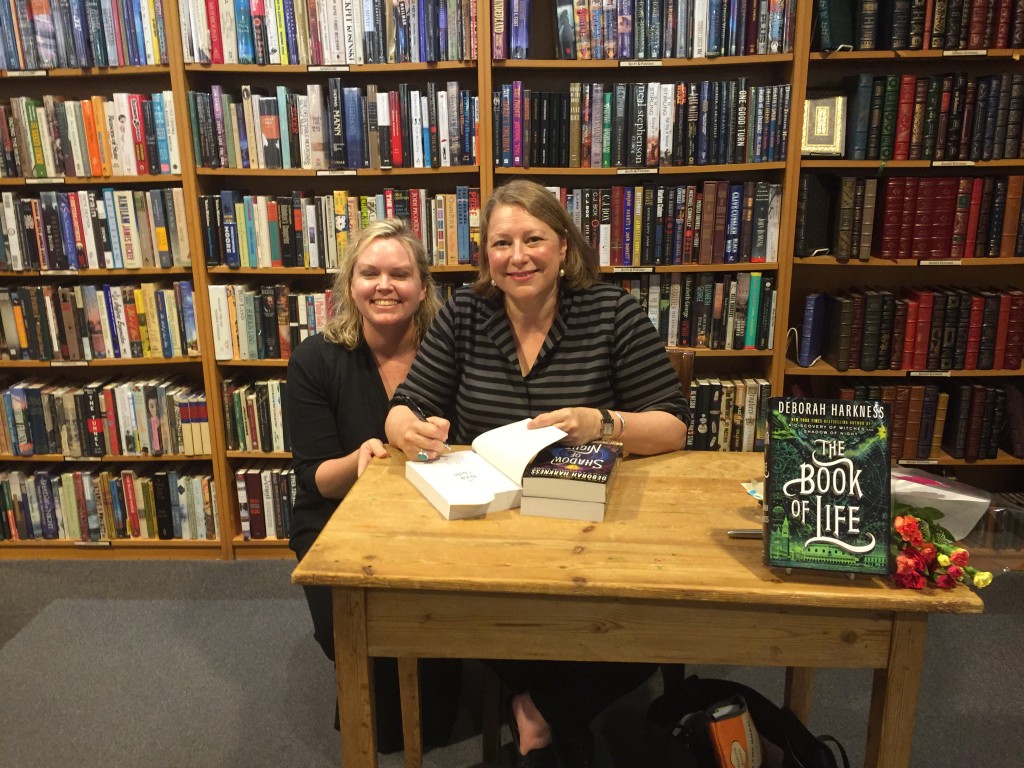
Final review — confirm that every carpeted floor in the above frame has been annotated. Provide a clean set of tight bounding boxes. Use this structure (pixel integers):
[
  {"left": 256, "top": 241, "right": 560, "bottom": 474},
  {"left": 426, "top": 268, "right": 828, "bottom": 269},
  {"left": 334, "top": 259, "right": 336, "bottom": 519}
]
[{"left": 1, "top": 560, "right": 1021, "bottom": 767}]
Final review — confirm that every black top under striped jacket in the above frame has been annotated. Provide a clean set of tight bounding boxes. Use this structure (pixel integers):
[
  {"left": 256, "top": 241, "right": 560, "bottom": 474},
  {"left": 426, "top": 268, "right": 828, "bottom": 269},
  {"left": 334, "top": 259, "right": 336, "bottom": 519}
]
[{"left": 394, "top": 282, "right": 691, "bottom": 444}]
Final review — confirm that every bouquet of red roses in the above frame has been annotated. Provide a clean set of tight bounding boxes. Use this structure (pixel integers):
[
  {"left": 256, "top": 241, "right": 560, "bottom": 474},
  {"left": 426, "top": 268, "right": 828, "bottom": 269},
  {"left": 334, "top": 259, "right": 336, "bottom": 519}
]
[{"left": 892, "top": 502, "right": 993, "bottom": 590}]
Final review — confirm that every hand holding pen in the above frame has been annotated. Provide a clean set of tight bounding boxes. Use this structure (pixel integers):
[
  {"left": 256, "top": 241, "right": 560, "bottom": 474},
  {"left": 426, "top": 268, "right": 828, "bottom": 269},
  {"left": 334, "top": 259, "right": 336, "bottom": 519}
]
[{"left": 394, "top": 396, "right": 451, "bottom": 462}]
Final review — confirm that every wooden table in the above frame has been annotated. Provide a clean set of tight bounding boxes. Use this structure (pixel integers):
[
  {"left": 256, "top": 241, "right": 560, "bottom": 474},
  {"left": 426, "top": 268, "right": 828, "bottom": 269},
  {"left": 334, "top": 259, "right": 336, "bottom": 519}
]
[{"left": 292, "top": 450, "right": 983, "bottom": 768}]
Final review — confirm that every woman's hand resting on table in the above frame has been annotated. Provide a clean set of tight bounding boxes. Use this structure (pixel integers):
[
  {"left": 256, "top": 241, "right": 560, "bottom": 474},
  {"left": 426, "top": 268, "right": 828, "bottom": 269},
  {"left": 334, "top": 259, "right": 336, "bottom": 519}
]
[
  {"left": 528, "top": 407, "right": 604, "bottom": 446},
  {"left": 357, "top": 439, "right": 389, "bottom": 476}
]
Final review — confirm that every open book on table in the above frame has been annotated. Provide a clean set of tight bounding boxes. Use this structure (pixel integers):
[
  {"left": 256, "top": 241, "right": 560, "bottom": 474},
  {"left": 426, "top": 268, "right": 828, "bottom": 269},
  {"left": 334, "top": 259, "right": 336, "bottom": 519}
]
[{"left": 404, "top": 419, "right": 566, "bottom": 520}]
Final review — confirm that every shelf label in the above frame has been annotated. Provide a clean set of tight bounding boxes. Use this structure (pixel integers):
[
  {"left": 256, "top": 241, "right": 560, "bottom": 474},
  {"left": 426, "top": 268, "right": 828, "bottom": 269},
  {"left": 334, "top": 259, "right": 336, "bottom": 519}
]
[
  {"left": 899, "top": 459, "right": 939, "bottom": 465},
  {"left": 25, "top": 177, "right": 64, "bottom": 184},
  {"left": 308, "top": 65, "right": 350, "bottom": 71},
  {"left": 6, "top": 69, "right": 47, "bottom": 77},
  {"left": 316, "top": 169, "right": 357, "bottom": 176},
  {"left": 909, "top": 370, "right": 951, "bottom": 377},
  {"left": 919, "top": 259, "right": 961, "bottom": 266},
  {"left": 611, "top": 266, "right": 654, "bottom": 273},
  {"left": 943, "top": 49, "right": 986, "bottom": 56},
  {"left": 933, "top": 160, "right": 975, "bottom": 167},
  {"left": 44, "top": 270, "right": 79, "bottom": 275},
  {"left": 617, "top": 168, "right": 657, "bottom": 175},
  {"left": 52, "top": 360, "right": 88, "bottom": 367},
  {"left": 620, "top": 60, "right": 663, "bottom": 67},
  {"left": 73, "top": 456, "right": 103, "bottom": 461},
  {"left": 74, "top": 540, "right": 113, "bottom": 547},
  {"left": 326, "top": 267, "right": 341, "bottom": 274}
]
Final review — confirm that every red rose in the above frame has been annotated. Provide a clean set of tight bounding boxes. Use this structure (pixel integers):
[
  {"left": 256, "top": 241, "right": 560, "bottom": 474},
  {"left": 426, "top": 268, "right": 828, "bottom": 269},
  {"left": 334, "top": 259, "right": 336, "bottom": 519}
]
[
  {"left": 895, "top": 516, "right": 924, "bottom": 547},
  {"left": 895, "top": 570, "right": 926, "bottom": 589},
  {"left": 935, "top": 573, "right": 957, "bottom": 589},
  {"left": 950, "top": 549, "right": 969, "bottom": 567},
  {"left": 919, "top": 542, "right": 937, "bottom": 564},
  {"left": 946, "top": 564, "right": 963, "bottom": 580}
]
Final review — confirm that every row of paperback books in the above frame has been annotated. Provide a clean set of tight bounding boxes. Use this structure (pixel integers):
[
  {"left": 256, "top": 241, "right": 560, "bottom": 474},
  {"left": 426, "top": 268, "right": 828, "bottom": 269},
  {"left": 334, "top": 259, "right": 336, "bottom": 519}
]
[
  {"left": 207, "top": 283, "right": 326, "bottom": 360},
  {"left": 796, "top": 175, "right": 1024, "bottom": 261},
  {"left": 0, "top": 0, "right": 169, "bottom": 69},
  {"left": 199, "top": 186, "right": 481, "bottom": 269},
  {"left": 619, "top": 269, "right": 776, "bottom": 349},
  {"left": 178, "top": 0, "right": 477, "bottom": 65},
  {"left": 1, "top": 378, "right": 210, "bottom": 458},
  {"left": 0, "top": 467, "right": 219, "bottom": 542},
  {"left": 0, "top": 188, "right": 191, "bottom": 272},
  {"left": 221, "top": 376, "right": 290, "bottom": 452},
  {"left": 552, "top": 180, "right": 782, "bottom": 266},
  {"left": 0, "top": 280, "right": 201, "bottom": 361},
  {"left": 495, "top": 79, "right": 790, "bottom": 168},
  {"left": 188, "top": 80, "right": 478, "bottom": 171},
  {"left": 0, "top": 93, "right": 182, "bottom": 180},
  {"left": 814, "top": 0, "right": 1024, "bottom": 51},
  {"left": 235, "top": 462, "right": 295, "bottom": 539},
  {"left": 500, "top": 0, "right": 795, "bottom": 59},
  {"left": 842, "top": 72, "right": 1024, "bottom": 164},
  {"left": 796, "top": 286, "right": 1024, "bottom": 372},
  {"left": 685, "top": 375, "right": 771, "bottom": 451}
]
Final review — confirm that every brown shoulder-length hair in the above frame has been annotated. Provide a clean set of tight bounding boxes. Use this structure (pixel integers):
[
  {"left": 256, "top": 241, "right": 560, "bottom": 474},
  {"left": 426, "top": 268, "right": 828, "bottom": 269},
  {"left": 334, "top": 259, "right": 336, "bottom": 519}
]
[
  {"left": 473, "top": 179, "right": 600, "bottom": 299},
  {"left": 322, "top": 218, "right": 441, "bottom": 350}
]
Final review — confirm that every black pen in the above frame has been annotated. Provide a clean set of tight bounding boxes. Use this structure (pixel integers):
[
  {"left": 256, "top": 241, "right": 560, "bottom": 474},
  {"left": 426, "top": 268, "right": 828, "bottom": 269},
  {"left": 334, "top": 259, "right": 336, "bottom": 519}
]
[{"left": 396, "top": 396, "right": 450, "bottom": 449}]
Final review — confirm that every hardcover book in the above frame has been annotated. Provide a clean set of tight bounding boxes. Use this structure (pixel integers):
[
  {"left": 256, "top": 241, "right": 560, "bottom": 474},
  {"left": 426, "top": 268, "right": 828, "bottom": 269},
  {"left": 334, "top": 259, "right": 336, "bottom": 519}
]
[
  {"left": 405, "top": 419, "right": 565, "bottom": 520},
  {"left": 520, "top": 441, "right": 622, "bottom": 522},
  {"left": 763, "top": 397, "right": 891, "bottom": 575}
]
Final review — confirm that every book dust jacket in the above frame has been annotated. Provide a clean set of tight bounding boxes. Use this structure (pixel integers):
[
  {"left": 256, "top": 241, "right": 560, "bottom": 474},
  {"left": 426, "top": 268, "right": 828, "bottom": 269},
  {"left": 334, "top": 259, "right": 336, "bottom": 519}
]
[{"left": 763, "top": 397, "right": 891, "bottom": 575}]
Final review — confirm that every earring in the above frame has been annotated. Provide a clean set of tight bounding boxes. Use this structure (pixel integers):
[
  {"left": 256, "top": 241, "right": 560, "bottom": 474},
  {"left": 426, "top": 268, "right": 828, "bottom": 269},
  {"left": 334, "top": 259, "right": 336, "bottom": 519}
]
[
  {"left": 559, "top": 267, "right": 565, "bottom": 277},
  {"left": 490, "top": 278, "right": 496, "bottom": 286}
]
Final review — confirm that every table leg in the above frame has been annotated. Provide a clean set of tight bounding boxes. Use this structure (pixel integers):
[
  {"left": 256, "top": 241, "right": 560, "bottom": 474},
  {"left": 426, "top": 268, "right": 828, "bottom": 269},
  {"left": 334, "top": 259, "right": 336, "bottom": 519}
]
[
  {"left": 783, "top": 667, "right": 815, "bottom": 724},
  {"left": 398, "top": 657, "right": 423, "bottom": 768},
  {"left": 333, "top": 588, "right": 378, "bottom": 768},
  {"left": 864, "top": 613, "right": 928, "bottom": 768}
]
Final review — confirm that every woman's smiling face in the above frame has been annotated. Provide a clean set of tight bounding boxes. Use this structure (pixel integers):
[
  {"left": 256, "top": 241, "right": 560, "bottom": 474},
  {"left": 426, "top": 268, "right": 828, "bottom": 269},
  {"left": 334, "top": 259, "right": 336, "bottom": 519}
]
[{"left": 485, "top": 204, "right": 566, "bottom": 310}]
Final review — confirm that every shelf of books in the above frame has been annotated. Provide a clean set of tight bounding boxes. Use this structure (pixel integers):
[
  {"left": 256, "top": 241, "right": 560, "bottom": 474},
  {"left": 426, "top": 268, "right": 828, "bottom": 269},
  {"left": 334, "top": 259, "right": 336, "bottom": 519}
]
[{"left": 786, "top": 0, "right": 1024, "bottom": 535}]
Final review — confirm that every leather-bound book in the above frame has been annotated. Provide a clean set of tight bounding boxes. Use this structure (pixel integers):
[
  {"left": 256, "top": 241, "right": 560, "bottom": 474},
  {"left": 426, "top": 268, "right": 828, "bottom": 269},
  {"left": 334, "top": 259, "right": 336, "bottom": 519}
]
[
  {"left": 978, "top": 385, "right": 999, "bottom": 460},
  {"left": 929, "top": 391, "right": 951, "bottom": 459},
  {"left": 925, "top": 288, "right": 947, "bottom": 370},
  {"left": 901, "top": 295, "right": 920, "bottom": 370},
  {"left": 938, "top": 285, "right": 960, "bottom": 370},
  {"left": 952, "top": 287, "right": 973, "bottom": 370},
  {"left": 906, "top": 287, "right": 934, "bottom": 369},
  {"left": 877, "top": 289, "right": 896, "bottom": 367},
  {"left": 891, "top": 384, "right": 912, "bottom": 461},
  {"left": 963, "top": 383, "right": 990, "bottom": 462},
  {"left": 897, "top": 177, "right": 919, "bottom": 259},
  {"left": 1001, "top": 382, "right": 1024, "bottom": 458},
  {"left": 890, "top": 297, "right": 909, "bottom": 369},
  {"left": 848, "top": 290, "right": 867, "bottom": 368},
  {"left": 901, "top": 384, "right": 927, "bottom": 461},
  {"left": 876, "top": 176, "right": 905, "bottom": 259},
  {"left": 985, "top": 386, "right": 1007, "bottom": 459},
  {"left": 930, "top": 177, "right": 959, "bottom": 259},
  {"left": 794, "top": 174, "right": 832, "bottom": 257},
  {"left": 976, "top": 289, "right": 1001, "bottom": 369},
  {"left": 949, "top": 176, "right": 974, "bottom": 259},
  {"left": 832, "top": 176, "right": 858, "bottom": 261},
  {"left": 1002, "top": 289, "right": 1024, "bottom": 371},
  {"left": 908, "top": 76, "right": 928, "bottom": 159},
  {"left": 916, "top": 383, "right": 941, "bottom": 459},
  {"left": 942, "top": 382, "right": 974, "bottom": 458},
  {"left": 964, "top": 290, "right": 985, "bottom": 369},
  {"left": 824, "top": 292, "right": 854, "bottom": 371},
  {"left": 860, "top": 288, "right": 885, "bottom": 371},
  {"left": 893, "top": 74, "right": 917, "bottom": 160},
  {"left": 910, "top": 176, "right": 936, "bottom": 259},
  {"left": 991, "top": 291, "right": 1012, "bottom": 370},
  {"left": 999, "top": 176, "right": 1024, "bottom": 258}
]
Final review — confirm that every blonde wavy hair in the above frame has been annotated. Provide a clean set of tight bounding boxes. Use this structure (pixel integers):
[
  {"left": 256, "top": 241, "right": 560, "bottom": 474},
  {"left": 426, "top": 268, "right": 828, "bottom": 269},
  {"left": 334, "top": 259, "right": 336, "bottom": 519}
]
[
  {"left": 473, "top": 179, "right": 600, "bottom": 299},
  {"left": 322, "top": 218, "right": 441, "bottom": 350}
]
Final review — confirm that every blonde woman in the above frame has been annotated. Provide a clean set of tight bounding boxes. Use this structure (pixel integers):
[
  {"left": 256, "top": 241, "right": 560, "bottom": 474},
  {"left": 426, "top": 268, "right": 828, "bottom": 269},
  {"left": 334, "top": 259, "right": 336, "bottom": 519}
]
[{"left": 287, "top": 218, "right": 460, "bottom": 752}]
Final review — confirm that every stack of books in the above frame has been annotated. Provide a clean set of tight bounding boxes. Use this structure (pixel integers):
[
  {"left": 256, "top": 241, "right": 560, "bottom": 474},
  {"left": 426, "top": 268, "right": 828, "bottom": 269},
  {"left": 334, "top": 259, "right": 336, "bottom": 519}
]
[{"left": 520, "top": 442, "right": 623, "bottom": 523}]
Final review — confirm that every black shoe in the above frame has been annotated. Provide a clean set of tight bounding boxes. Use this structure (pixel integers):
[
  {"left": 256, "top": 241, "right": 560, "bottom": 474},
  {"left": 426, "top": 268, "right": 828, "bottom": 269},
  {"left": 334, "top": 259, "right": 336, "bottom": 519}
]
[
  {"left": 508, "top": 702, "right": 561, "bottom": 768},
  {"left": 554, "top": 728, "right": 595, "bottom": 768}
]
